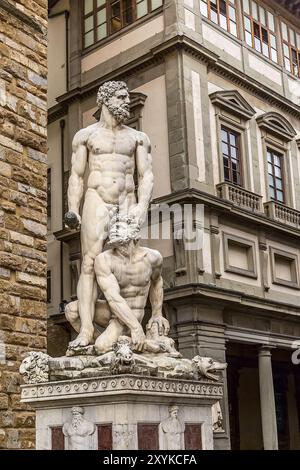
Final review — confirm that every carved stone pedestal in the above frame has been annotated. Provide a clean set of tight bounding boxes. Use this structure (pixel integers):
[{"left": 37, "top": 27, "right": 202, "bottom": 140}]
[{"left": 21, "top": 375, "right": 223, "bottom": 450}]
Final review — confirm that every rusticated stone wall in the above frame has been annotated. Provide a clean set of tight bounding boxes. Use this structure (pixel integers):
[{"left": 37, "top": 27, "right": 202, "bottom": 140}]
[{"left": 0, "top": 0, "right": 47, "bottom": 449}]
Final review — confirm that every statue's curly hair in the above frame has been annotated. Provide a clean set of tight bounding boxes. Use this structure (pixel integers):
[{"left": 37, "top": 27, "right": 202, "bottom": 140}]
[{"left": 96, "top": 81, "right": 128, "bottom": 108}]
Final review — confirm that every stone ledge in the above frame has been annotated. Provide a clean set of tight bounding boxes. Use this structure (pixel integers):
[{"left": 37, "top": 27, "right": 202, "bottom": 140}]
[{"left": 21, "top": 374, "right": 223, "bottom": 405}]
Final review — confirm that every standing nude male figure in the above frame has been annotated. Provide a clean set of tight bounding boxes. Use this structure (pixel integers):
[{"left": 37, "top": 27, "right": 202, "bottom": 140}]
[{"left": 65, "top": 81, "right": 153, "bottom": 348}]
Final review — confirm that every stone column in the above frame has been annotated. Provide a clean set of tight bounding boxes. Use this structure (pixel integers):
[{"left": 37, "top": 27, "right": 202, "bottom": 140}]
[{"left": 258, "top": 346, "right": 278, "bottom": 450}]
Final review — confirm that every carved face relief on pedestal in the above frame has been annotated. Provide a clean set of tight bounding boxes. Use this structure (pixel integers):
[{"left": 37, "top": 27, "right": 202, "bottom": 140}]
[{"left": 62, "top": 406, "right": 96, "bottom": 450}]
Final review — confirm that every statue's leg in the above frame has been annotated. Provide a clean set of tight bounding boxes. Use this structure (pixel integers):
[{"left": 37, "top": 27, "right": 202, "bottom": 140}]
[
  {"left": 65, "top": 300, "right": 81, "bottom": 334},
  {"left": 69, "top": 191, "right": 109, "bottom": 348},
  {"left": 65, "top": 300, "right": 111, "bottom": 341},
  {"left": 94, "top": 319, "right": 125, "bottom": 354}
]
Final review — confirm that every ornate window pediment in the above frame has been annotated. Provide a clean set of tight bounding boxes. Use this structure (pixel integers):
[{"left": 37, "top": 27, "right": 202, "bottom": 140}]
[
  {"left": 209, "top": 90, "right": 256, "bottom": 120},
  {"left": 256, "top": 111, "right": 296, "bottom": 141}
]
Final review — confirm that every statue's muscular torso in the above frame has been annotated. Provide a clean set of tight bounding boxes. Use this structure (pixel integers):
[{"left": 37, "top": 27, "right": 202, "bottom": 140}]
[
  {"left": 100, "top": 247, "right": 162, "bottom": 319},
  {"left": 81, "top": 123, "right": 141, "bottom": 205}
]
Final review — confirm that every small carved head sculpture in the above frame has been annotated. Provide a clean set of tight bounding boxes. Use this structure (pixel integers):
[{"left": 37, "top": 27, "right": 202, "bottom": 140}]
[
  {"left": 72, "top": 406, "right": 84, "bottom": 418},
  {"left": 96, "top": 81, "right": 130, "bottom": 123},
  {"left": 113, "top": 336, "right": 134, "bottom": 364},
  {"left": 107, "top": 214, "right": 140, "bottom": 250},
  {"left": 168, "top": 405, "right": 179, "bottom": 418},
  {"left": 19, "top": 351, "right": 49, "bottom": 384}
]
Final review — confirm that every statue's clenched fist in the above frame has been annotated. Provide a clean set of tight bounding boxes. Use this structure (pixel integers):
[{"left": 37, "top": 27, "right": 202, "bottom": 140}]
[{"left": 65, "top": 211, "right": 81, "bottom": 230}]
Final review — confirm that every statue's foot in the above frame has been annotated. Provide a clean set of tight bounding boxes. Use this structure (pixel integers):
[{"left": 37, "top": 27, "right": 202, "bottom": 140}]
[{"left": 69, "top": 330, "right": 94, "bottom": 349}]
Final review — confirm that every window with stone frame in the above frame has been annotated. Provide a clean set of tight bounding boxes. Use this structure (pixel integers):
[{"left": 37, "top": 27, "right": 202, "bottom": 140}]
[
  {"left": 281, "top": 20, "right": 300, "bottom": 77},
  {"left": 242, "top": 0, "right": 277, "bottom": 62},
  {"left": 267, "top": 148, "right": 284, "bottom": 203},
  {"left": 200, "top": 0, "right": 238, "bottom": 37},
  {"left": 83, "top": 0, "right": 163, "bottom": 48},
  {"left": 221, "top": 126, "right": 242, "bottom": 186}
]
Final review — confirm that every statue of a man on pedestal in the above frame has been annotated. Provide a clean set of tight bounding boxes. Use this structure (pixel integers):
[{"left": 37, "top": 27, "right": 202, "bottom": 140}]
[
  {"left": 159, "top": 405, "right": 185, "bottom": 450},
  {"left": 62, "top": 406, "right": 95, "bottom": 450},
  {"left": 65, "top": 81, "right": 154, "bottom": 350}
]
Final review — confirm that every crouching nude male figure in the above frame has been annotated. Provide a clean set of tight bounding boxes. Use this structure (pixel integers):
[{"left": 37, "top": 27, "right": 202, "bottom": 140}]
[
  {"left": 65, "top": 81, "right": 153, "bottom": 349},
  {"left": 65, "top": 216, "right": 170, "bottom": 354}
]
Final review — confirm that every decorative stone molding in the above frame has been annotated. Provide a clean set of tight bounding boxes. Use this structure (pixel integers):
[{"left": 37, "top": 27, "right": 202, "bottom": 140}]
[
  {"left": 209, "top": 90, "right": 256, "bottom": 121},
  {"left": 223, "top": 232, "right": 258, "bottom": 279},
  {"left": 269, "top": 246, "right": 300, "bottom": 290},
  {"left": 256, "top": 112, "right": 297, "bottom": 141},
  {"left": 21, "top": 375, "right": 224, "bottom": 404}
]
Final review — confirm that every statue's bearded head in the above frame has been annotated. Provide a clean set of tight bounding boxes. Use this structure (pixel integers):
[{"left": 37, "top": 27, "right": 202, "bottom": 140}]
[
  {"left": 107, "top": 214, "right": 140, "bottom": 251},
  {"left": 169, "top": 405, "right": 179, "bottom": 419},
  {"left": 97, "top": 81, "right": 130, "bottom": 123},
  {"left": 71, "top": 406, "right": 84, "bottom": 425}
]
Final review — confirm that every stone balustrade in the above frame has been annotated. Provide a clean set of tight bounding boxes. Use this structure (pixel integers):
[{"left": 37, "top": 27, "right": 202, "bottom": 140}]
[
  {"left": 264, "top": 201, "right": 300, "bottom": 228},
  {"left": 216, "top": 182, "right": 263, "bottom": 213}
]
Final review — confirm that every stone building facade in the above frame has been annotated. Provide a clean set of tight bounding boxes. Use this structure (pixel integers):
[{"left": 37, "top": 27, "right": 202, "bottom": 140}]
[
  {"left": 0, "top": 0, "right": 47, "bottom": 449},
  {"left": 48, "top": 0, "right": 300, "bottom": 449}
]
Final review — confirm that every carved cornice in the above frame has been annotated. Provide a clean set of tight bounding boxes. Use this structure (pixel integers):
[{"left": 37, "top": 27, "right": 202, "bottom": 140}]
[
  {"left": 48, "top": 103, "right": 68, "bottom": 125},
  {"left": 210, "top": 89, "right": 256, "bottom": 121},
  {"left": 0, "top": 0, "right": 46, "bottom": 34},
  {"left": 52, "top": 35, "right": 300, "bottom": 120},
  {"left": 153, "top": 189, "right": 300, "bottom": 241},
  {"left": 21, "top": 375, "right": 224, "bottom": 404}
]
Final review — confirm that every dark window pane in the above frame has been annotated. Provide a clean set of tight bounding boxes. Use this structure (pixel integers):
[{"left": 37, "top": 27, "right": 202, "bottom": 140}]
[
  {"left": 111, "top": 1, "right": 121, "bottom": 17},
  {"left": 292, "top": 48, "right": 297, "bottom": 64},
  {"left": 262, "top": 27, "right": 268, "bottom": 43},
  {"left": 220, "top": 0, "right": 226, "bottom": 14},
  {"left": 224, "top": 167, "right": 230, "bottom": 180},
  {"left": 253, "top": 22, "right": 260, "bottom": 38}
]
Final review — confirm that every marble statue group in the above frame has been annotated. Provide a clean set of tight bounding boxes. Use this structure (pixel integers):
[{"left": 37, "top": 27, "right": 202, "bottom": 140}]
[
  {"left": 19, "top": 81, "right": 227, "bottom": 451},
  {"left": 64, "top": 80, "right": 163, "bottom": 354}
]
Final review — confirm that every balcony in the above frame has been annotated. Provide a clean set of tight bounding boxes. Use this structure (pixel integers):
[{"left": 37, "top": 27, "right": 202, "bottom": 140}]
[
  {"left": 264, "top": 201, "right": 300, "bottom": 229},
  {"left": 216, "top": 182, "right": 263, "bottom": 213}
]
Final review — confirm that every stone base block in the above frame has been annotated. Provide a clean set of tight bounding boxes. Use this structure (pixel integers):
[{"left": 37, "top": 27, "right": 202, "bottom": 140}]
[{"left": 21, "top": 374, "right": 223, "bottom": 450}]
